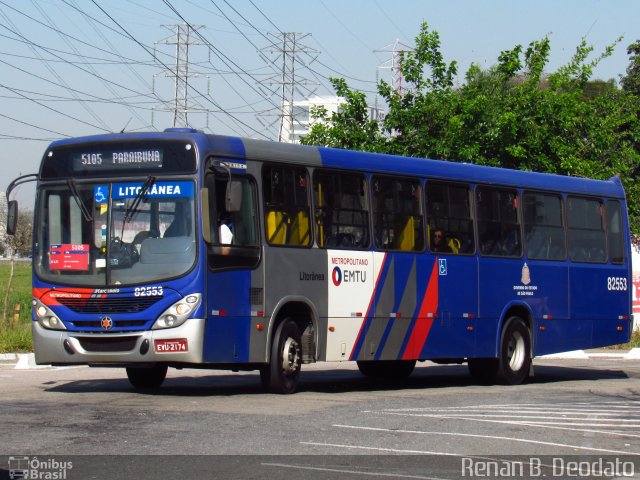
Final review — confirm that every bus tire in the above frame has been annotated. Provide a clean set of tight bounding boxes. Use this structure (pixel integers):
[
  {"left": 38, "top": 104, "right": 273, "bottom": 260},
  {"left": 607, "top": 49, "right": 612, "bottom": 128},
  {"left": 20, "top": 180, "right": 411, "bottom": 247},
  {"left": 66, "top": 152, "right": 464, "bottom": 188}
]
[
  {"left": 356, "top": 360, "right": 416, "bottom": 379},
  {"left": 261, "top": 319, "right": 302, "bottom": 394},
  {"left": 126, "top": 364, "right": 168, "bottom": 389},
  {"left": 497, "top": 317, "right": 531, "bottom": 385},
  {"left": 467, "top": 358, "right": 499, "bottom": 384}
]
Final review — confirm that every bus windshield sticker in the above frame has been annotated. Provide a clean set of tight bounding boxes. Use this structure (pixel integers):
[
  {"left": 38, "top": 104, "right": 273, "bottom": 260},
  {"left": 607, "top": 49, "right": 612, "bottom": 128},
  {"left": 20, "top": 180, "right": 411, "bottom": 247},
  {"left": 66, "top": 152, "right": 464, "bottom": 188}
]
[
  {"left": 112, "top": 181, "right": 194, "bottom": 199},
  {"left": 94, "top": 185, "right": 108, "bottom": 204},
  {"left": 49, "top": 244, "right": 90, "bottom": 271}
]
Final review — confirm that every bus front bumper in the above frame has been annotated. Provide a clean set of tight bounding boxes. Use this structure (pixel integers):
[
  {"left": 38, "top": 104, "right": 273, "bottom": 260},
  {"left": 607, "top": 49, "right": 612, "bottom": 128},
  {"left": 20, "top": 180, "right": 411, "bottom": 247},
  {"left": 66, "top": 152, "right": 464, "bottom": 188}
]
[{"left": 32, "top": 318, "right": 205, "bottom": 365}]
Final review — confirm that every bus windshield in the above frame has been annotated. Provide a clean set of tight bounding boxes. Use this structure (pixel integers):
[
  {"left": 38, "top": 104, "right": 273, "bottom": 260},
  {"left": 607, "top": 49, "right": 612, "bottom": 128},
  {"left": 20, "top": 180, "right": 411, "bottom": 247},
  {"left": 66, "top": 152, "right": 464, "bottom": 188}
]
[{"left": 34, "top": 179, "right": 196, "bottom": 286}]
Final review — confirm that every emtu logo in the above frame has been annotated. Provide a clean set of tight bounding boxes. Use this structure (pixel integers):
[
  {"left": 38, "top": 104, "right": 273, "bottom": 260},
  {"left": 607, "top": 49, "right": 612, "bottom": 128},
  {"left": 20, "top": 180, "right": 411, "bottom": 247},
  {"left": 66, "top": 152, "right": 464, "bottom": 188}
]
[{"left": 332, "top": 266, "right": 342, "bottom": 286}]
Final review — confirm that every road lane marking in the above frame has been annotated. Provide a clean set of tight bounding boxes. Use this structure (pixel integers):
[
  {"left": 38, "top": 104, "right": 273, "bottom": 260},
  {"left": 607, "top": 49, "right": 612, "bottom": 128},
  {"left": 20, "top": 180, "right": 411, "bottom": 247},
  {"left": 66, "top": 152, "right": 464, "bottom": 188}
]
[
  {"left": 332, "top": 424, "right": 640, "bottom": 456},
  {"left": 300, "top": 441, "right": 461, "bottom": 456},
  {"left": 262, "top": 462, "right": 449, "bottom": 480}
]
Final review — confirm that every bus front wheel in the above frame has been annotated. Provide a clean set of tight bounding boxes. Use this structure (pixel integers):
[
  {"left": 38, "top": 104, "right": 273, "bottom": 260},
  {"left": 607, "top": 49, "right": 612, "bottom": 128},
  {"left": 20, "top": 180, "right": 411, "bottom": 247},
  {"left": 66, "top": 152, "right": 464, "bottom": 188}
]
[
  {"left": 126, "top": 364, "right": 168, "bottom": 389},
  {"left": 260, "top": 319, "right": 302, "bottom": 394}
]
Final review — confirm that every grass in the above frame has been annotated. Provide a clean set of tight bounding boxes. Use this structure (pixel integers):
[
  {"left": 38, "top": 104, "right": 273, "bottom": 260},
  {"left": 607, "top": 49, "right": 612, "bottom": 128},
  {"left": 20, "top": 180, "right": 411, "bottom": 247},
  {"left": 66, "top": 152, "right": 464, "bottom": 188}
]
[{"left": 0, "top": 261, "right": 33, "bottom": 352}]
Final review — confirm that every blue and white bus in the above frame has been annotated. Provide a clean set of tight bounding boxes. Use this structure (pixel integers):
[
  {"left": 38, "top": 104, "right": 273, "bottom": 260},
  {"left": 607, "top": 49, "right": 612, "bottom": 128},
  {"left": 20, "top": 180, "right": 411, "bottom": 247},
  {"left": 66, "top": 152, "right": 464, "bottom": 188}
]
[{"left": 6, "top": 128, "right": 632, "bottom": 393}]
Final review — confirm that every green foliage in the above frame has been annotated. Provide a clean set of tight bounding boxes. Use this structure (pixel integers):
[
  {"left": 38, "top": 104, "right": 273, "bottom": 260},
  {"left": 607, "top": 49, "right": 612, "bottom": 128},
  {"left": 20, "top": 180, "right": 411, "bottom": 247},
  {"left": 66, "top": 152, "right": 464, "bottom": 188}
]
[
  {"left": 621, "top": 40, "right": 640, "bottom": 96},
  {"left": 302, "top": 78, "right": 384, "bottom": 152},
  {"left": 0, "top": 322, "right": 32, "bottom": 353},
  {"left": 0, "top": 261, "right": 32, "bottom": 352},
  {"left": 301, "top": 22, "right": 640, "bottom": 238}
]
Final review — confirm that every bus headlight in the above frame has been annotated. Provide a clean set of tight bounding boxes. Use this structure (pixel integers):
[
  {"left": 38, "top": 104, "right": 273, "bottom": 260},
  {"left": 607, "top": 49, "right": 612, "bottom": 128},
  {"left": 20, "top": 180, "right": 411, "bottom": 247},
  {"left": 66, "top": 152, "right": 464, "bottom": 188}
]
[
  {"left": 32, "top": 298, "right": 66, "bottom": 330},
  {"left": 152, "top": 294, "right": 201, "bottom": 330}
]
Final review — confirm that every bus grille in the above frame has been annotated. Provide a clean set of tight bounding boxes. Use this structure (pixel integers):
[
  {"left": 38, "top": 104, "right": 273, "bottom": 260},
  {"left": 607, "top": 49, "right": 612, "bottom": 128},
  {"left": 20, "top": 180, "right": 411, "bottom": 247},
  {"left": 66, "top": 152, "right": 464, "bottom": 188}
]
[
  {"left": 56, "top": 296, "right": 158, "bottom": 314},
  {"left": 75, "top": 336, "right": 139, "bottom": 352},
  {"left": 70, "top": 320, "right": 149, "bottom": 329}
]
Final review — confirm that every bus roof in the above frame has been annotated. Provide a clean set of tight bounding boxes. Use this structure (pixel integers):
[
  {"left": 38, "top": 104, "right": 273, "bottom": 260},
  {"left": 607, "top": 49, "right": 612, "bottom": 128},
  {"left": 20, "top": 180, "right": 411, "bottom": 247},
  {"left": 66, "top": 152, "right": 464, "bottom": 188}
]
[{"left": 46, "top": 130, "right": 626, "bottom": 199}]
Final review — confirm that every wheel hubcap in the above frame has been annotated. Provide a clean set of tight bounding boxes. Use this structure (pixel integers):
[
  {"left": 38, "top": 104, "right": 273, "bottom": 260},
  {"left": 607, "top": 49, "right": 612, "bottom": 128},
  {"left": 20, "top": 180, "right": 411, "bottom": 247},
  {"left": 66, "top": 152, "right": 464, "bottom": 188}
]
[
  {"left": 507, "top": 331, "right": 525, "bottom": 371},
  {"left": 281, "top": 337, "right": 300, "bottom": 376}
]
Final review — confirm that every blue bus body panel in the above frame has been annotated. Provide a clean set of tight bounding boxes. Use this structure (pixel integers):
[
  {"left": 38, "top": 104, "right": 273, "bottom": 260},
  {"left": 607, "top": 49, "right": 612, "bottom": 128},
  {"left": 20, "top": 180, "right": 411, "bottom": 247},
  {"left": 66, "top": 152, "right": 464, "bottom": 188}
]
[
  {"left": 203, "top": 270, "right": 253, "bottom": 363},
  {"left": 32, "top": 266, "right": 205, "bottom": 333},
  {"left": 420, "top": 254, "right": 478, "bottom": 358}
]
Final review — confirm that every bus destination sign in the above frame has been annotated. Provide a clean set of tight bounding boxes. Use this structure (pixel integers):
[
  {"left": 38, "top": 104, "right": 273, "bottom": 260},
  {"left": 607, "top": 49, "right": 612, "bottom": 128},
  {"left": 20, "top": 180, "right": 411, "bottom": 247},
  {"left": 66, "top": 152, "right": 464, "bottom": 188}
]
[{"left": 72, "top": 149, "right": 163, "bottom": 171}]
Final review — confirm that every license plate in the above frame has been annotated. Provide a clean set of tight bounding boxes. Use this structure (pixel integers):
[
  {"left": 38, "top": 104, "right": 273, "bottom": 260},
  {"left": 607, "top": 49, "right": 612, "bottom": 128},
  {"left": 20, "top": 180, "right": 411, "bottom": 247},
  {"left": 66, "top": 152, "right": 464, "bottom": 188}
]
[{"left": 154, "top": 338, "right": 188, "bottom": 353}]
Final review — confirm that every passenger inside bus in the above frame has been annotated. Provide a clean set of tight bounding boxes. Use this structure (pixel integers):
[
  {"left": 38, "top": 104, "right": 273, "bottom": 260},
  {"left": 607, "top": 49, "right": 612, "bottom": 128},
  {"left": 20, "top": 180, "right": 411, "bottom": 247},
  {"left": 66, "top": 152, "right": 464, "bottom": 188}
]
[{"left": 430, "top": 228, "right": 453, "bottom": 253}]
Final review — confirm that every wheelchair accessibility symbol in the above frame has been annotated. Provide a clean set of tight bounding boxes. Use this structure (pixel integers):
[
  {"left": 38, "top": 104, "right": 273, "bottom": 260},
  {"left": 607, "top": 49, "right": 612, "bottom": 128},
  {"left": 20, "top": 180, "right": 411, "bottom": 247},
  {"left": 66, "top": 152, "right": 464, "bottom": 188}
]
[
  {"left": 438, "top": 258, "right": 447, "bottom": 276},
  {"left": 94, "top": 185, "right": 107, "bottom": 204}
]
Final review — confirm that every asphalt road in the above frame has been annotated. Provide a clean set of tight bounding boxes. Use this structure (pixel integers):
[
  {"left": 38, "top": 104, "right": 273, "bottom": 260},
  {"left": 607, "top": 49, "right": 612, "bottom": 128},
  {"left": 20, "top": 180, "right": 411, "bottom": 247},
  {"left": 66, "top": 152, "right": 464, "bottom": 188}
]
[{"left": 1, "top": 357, "right": 639, "bottom": 479}]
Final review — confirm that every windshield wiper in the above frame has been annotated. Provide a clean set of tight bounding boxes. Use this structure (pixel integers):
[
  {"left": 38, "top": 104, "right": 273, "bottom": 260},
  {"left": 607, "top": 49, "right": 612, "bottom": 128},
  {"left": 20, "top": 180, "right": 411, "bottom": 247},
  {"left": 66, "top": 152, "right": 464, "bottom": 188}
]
[
  {"left": 67, "top": 179, "right": 92, "bottom": 222},
  {"left": 123, "top": 176, "right": 155, "bottom": 224}
]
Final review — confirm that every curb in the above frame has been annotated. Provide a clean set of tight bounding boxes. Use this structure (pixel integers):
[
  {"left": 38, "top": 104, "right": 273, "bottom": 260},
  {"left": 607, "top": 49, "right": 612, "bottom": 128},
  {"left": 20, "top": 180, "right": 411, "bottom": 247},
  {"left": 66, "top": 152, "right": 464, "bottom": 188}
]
[
  {"left": 15, "top": 353, "right": 46, "bottom": 369},
  {"left": 0, "top": 353, "right": 18, "bottom": 365},
  {"left": 539, "top": 348, "right": 640, "bottom": 360}
]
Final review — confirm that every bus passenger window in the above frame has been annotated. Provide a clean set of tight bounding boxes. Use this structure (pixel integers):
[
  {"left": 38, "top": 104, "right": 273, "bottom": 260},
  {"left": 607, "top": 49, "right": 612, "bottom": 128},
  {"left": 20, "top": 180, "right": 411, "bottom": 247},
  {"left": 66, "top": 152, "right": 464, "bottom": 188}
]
[
  {"left": 607, "top": 200, "right": 625, "bottom": 264},
  {"left": 567, "top": 196, "right": 606, "bottom": 263},
  {"left": 477, "top": 187, "right": 522, "bottom": 257},
  {"left": 263, "top": 165, "right": 311, "bottom": 247},
  {"left": 523, "top": 192, "right": 565, "bottom": 261},
  {"left": 313, "top": 170, "right": 369, "bottom": 249},
  {"left": 372, "top": 176, "right": 424, "bottom": 252},
  {"left": 425, "top": 182, "right": 475, "bottom": 254}
]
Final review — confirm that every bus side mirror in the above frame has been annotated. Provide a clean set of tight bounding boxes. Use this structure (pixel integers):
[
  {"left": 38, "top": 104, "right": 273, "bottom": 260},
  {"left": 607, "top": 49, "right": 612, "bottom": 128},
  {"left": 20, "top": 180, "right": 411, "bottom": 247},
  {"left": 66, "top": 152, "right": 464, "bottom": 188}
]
[
  {"left": 6, "top": 200, "right": 18, "bottom": 235},
  {"left": 225, "top": 181, "right": 242, "bottom": 212}
]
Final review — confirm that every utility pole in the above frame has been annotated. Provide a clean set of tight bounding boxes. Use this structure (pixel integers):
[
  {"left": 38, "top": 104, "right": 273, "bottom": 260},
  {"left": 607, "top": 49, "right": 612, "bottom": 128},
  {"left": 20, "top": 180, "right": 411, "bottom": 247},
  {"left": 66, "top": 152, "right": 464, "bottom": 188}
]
[
  {"left": 154, "top": 24, "right": 208, "bottom": 128},
  {"left": 258, "top": 32, "right": 318, "bottom": 143}
]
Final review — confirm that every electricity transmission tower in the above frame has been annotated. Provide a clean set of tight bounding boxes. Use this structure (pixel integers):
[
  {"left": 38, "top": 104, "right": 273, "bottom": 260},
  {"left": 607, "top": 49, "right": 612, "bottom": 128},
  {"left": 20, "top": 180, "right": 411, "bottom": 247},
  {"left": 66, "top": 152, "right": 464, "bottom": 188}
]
[
  {"left": 375, "top": 39, "right": 413, "bottom": 96},
  {"left": 153, "top": 24, "right": 209, "bottom": 128},
  {"left": 258, "top": 32, "right": 318, "bottom": 143}
]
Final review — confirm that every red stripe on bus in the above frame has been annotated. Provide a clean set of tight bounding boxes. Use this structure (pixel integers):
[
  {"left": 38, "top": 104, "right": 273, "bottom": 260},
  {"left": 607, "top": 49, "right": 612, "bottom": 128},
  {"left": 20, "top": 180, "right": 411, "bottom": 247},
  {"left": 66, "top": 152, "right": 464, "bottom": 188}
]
[{"left": 402, "top": 260, "right": 439, "bottom": 360}]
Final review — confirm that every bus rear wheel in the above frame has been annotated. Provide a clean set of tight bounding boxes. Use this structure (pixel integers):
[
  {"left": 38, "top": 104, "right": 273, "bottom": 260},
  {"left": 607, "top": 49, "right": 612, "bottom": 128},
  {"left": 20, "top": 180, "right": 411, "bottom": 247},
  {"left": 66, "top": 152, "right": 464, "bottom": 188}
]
[
  {"left": 126, "top": 364, "right": 168, "bottom": 389},
  {"left": 497, "top": 317, "right": 531, "bottom": 385},
  {"left": 261, "top": 319, "right": 302, "bottom": 394},
  {"left": 356, "top": 360, "right": 416, "bottom": 379}
]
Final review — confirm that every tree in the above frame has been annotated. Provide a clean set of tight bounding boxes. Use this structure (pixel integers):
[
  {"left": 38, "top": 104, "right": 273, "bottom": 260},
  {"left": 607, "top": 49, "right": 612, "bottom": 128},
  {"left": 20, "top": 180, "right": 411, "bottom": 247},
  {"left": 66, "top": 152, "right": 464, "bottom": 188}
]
[
  {"left": 302, "top": 78, "right": 384, "bottom": 152},
  {"left": 301, "top": 22, "right": 640, "bottom": 238},
  {"left": 6, "top": 210, "right": 32, "bottom": 258},
  {"left": 2, "top": 210, "right": 32, "bottom": 324},
  {"left": 621, "top": 40, "right": 640, "bottom": 96}
]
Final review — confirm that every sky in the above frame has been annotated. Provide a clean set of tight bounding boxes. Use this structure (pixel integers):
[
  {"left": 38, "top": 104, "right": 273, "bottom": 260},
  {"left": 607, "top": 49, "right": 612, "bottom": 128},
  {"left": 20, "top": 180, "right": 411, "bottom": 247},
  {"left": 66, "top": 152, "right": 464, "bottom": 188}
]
[{"left": 1, "top": 0, "right": 639, "bottom": 206}]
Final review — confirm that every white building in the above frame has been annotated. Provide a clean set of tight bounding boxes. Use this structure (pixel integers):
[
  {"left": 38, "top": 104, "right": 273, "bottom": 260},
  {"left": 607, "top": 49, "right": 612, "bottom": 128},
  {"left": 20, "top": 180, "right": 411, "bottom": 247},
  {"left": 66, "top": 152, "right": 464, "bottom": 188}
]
[{"left": 282, "top": 95, "right": 384, "bottom": 144}]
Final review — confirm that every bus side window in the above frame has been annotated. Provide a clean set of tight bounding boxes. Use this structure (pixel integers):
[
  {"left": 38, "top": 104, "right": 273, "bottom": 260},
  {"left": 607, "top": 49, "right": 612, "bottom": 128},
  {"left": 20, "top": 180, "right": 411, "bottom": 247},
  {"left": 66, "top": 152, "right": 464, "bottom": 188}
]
[
  {"left": 425, "top": 182, "right": 475, "bottom": 255},
  {"left": 206, "top": 172, "right": 259, "bottom": 249},
  {"left": 523, "top": 192, "right": 566, "bottom": 261},
  {"left": 607, "top": 200, "right": 625, "bottom": 264},
  {"left": 263, "top": 165, "right": 311, "bottom": 247},
  {"left": 567, "top": 196, "right": 606, "bottom": 263},
  {"left": 372, "top": 175, "right": 424, "bottom": 252},
  {"left": 313, "top": 170, "right": 369, "bottom": 249},
  {"left": 477, "top": 187, "right": 522, "bottom": 257}
]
